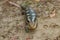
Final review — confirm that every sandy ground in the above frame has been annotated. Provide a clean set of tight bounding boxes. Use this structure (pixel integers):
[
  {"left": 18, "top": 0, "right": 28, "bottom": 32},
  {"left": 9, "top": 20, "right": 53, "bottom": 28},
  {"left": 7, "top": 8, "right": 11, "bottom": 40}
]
[{"left": 0, "top": 0, "right": 60, "bottom": 40}]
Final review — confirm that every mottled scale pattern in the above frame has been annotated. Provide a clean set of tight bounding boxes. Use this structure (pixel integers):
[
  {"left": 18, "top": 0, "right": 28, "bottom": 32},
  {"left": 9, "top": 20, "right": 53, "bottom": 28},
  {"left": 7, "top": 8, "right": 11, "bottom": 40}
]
[{"left": 26, "top": 7, "right": 36, "bottom": 23}]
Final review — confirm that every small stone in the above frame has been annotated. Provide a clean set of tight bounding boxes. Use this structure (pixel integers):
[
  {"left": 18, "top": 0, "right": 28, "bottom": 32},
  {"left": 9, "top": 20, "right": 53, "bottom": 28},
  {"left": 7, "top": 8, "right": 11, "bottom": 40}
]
[
  {"left": 16, "top": 1, "right": 22, "bottom": 5},
  {"left": 49, "top": 9, "right": 56, "bottom": 18}
]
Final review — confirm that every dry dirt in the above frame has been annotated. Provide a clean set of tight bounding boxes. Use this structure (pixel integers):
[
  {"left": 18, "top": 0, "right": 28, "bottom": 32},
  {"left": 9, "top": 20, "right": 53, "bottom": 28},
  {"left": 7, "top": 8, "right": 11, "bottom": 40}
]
[{"left": 0, "top": 0, "right": 60, "bottom": 40}]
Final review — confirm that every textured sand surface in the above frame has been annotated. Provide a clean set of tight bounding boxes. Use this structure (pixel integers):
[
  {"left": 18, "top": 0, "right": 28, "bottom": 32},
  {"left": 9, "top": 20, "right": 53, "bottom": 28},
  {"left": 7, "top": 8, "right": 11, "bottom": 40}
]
[{"left": 0, "top": 0, "right": 60, "bottom": 40}]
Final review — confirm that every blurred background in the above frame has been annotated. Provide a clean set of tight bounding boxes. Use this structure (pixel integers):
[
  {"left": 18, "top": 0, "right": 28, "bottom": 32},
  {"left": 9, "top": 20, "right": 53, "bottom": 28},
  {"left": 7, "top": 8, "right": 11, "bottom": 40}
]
[{"left": 0, "top": 0, "right": 60, "bottom": 40}]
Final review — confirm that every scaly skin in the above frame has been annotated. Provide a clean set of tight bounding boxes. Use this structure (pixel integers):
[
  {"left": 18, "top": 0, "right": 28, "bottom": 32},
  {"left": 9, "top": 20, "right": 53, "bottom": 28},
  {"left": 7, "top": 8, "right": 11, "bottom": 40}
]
[
  {"left": 28, "top": 20, "right": 38, "bottom": 30},
  {"left": 25, "top": 7, "right": 38, "bottom": 31}
]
